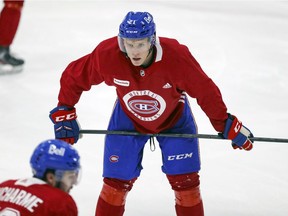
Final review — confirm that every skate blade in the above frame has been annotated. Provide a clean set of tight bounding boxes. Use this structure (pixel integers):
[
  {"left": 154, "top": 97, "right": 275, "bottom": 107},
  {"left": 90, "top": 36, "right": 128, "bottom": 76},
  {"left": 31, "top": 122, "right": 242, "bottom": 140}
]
[{"left": 0, "top": 64, "right": 24, "bottom": 75}]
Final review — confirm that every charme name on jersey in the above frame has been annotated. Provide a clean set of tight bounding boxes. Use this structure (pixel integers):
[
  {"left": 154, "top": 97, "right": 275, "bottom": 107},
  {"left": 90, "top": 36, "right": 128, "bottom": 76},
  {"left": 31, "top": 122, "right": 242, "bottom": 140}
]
[{"left": 0, "top": 187, "right": 43, "bottom": 213}]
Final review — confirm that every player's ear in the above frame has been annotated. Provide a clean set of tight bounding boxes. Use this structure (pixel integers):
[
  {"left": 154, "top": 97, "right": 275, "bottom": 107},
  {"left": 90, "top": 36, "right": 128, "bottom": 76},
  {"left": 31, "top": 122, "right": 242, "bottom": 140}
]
[{"left": 45, "top": 172, "right": 57, "bottom": 186}]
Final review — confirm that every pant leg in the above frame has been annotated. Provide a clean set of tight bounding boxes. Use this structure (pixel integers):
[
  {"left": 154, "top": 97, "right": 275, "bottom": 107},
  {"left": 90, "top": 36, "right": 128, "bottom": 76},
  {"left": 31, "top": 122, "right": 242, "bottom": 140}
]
[
  {"left": 159, "top": 99, "right": 204, "bottom": 216},
  {"left": 158, "top": 99, "right": 201, "bottom": 175},
  {"left": 103, "top": 99, "right": 150, "bottom": 180}
]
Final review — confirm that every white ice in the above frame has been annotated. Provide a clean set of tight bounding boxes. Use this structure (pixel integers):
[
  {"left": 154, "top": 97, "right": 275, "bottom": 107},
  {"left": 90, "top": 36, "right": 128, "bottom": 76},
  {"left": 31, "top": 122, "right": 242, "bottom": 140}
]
[{"left": 1, "top": 1, "right": 288, "bottom": 216}]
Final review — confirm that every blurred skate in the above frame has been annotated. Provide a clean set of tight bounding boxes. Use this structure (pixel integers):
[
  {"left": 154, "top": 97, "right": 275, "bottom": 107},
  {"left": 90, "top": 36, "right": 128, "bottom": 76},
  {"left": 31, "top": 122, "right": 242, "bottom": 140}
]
[{"left": 0, "top": 46, "right": 24, "bottom": 75}]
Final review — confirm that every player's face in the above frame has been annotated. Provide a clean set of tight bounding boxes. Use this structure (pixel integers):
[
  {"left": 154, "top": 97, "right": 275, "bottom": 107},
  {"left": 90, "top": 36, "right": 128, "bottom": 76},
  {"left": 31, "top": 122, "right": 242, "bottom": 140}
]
[
  {"left": 123, "top": 38, "right": 151, "bottom": 66},
  {"left": 58, "top": 170, "right": 81, "bottom": 193}
]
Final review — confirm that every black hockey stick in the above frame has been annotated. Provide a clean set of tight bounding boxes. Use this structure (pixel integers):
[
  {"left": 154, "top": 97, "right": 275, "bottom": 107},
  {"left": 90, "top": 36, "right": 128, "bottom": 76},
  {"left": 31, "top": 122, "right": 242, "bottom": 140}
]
[{"left": 79, "top": 129, "right": 288, "bottom": 143}]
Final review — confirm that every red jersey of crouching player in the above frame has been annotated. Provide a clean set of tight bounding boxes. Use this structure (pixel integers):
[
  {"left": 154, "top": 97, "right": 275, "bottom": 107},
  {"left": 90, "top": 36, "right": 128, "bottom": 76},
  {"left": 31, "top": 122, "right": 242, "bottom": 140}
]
[
  {"left": 58, "top": 36, "right": 227, "bottom": 133},
  {"left": 0, "top": 178, "right": 77, "bottom": 216}
]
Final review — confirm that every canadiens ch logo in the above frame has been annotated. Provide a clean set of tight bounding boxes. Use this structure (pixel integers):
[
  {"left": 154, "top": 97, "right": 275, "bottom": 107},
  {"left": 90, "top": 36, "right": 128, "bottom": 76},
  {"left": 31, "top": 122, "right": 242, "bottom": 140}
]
[
  {"left": 110, "top": 155, "right": 119, "bottom": 163},
  {"left": 129, "top": 100, "right": 159, "bottom": 114},
  {"left": 123, "top": 90, "right": 166, "bottom": 121}
]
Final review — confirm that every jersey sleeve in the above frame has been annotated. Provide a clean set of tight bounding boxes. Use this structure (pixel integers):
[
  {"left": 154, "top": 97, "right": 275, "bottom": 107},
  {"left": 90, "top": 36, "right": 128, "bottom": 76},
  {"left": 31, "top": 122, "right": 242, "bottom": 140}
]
[
  {"left": 58, "top": 49, "right": 104, "bottom": 107},
  {"left": 178, "top": 45, "right": 228, "bottom": 132}
]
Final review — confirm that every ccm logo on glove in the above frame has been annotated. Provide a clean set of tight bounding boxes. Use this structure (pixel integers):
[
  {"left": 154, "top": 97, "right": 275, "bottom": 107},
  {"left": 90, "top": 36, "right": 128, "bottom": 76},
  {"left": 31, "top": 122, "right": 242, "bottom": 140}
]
[
  {"left": 49, "top": 106, "right": 80, "bottom": 145},
  {"left": 50, "top": 108, "right": 77, "bottom": 123},
  {"left": 54, "top": 112, "right": 77, "bottom": 122}
]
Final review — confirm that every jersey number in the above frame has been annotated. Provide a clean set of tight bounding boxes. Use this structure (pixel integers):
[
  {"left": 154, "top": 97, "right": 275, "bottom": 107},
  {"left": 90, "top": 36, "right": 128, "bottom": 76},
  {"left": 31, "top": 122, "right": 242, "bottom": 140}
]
[{"left": 0, "top": 207, "right": 20, "bottom": 216}]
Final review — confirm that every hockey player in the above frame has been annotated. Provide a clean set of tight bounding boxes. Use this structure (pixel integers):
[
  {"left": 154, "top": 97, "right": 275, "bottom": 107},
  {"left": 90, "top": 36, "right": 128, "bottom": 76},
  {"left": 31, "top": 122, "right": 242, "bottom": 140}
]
[
  {"left": 49, "top": 11, "right": 253, "bottom": 216},
  {"left": 0, "top": 139, "right": 81, "bottom": 215},
  {"left": 0, "top": 0, "right": 25, "bottom": 74}
]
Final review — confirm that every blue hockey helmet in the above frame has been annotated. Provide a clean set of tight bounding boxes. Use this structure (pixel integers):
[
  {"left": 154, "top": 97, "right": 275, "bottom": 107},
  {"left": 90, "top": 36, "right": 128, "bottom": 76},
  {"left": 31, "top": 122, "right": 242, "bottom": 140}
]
[
  {"left": 119, "top": 11, "right": 156, "bottom": 39},
  {"left": 30, "top": 139, "right": 80, "bottom": 179}
]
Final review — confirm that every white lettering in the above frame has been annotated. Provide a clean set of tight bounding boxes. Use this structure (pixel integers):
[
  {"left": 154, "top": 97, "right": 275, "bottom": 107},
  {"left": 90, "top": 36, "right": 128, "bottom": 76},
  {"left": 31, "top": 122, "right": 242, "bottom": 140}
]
[
  {"left": 6, "top": 189, "right": 20, "bottom": 202},
  {"left": 66, "top": 113, "right": 76, "bottom": 120},
  {"left": 26, "top": 197, "right": 43, "bottom": 212},
  {"left": 55, "top": 112, "right": 76, "bottom": 122},
  {"left": 127, "top": 19, "right": 136, "bottom": 25},
  {"left": 0, "top": 207, "right": 20, "bottom": 216},
  {"left": 55, "top": 115, "right": 65, "bottom": 122},
  {"left": 144, "top": 15, "right": 152, "bottom": 24},
  {"left": 114, "top": 78, "right": 130, "bottom": 87},
  {"left": 168, "top": 153, "right": 193, "bottom": 161},
  {"left": 48, "top": 144, "right": 65, "bottom": 156},
  {"left": 0, "top": 187, "right": 43, "bottom": 213},
  {"left": 234, "top": 121, "right": 241, "bottom": 133},
  {"left": 126, "top": 30, "right": 138, "bottom": 33},
  {"left": 123, "top": 90, "right": 166, "bottom": 122},
  {"left": 13, "top": 190, "right": 27, "bottom": 204}
]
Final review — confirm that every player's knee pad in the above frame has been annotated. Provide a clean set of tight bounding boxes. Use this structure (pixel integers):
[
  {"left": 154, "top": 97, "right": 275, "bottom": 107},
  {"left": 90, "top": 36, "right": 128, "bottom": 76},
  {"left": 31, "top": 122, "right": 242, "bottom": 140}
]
[
  {"left": 167, "top": 172, "right": 200, "bottom": 190},
  {"left": 4, "top": 0, "right": 24, "bottom": 11},
  {"left": 167, "top": 172, "right": 202, "bottom": 207},
  {"left": 100, "top": 177, "right": 137, "bottom": 206}
]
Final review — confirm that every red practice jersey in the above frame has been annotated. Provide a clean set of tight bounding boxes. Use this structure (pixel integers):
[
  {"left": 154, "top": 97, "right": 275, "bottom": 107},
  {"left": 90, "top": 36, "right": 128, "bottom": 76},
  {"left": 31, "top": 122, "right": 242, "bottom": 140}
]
[
  {"left": 0, "top": 178, "right": 78, "bottom": 216},
  {"left": 58, "top": 36, "right": 228, "bottom": 133}
]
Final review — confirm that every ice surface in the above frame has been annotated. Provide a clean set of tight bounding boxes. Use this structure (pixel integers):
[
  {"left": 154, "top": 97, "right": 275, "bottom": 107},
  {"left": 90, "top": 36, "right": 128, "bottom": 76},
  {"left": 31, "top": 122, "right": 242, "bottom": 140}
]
[{"left": 1, "top": 1, "right": 288, "bottom": 215}]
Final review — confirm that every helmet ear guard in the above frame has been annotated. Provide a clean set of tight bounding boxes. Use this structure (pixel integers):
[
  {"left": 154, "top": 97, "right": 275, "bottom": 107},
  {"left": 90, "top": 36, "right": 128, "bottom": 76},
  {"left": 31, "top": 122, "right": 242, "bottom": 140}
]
[{"left": 117, "top": 36, "right": 126, "bottom": 53}]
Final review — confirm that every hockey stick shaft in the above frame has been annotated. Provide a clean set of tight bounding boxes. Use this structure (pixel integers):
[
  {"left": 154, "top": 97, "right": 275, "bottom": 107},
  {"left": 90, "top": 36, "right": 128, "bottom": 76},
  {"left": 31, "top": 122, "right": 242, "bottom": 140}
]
[{"left": 79, "top": 129, "right": 288, "bottom": 143}]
